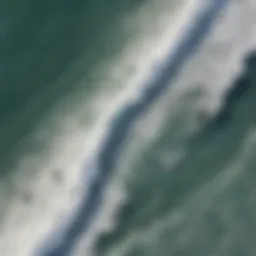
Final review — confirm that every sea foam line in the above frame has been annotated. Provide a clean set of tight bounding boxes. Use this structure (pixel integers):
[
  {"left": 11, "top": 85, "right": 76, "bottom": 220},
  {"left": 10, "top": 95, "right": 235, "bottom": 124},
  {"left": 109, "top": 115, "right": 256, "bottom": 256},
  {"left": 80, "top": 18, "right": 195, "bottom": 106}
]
[
  {"left": 98, "top": 0, "right": 256, "bottom": 254},
  {"left": 0, "top": 1, "right": 196, "bottom": 256},
  {"left": 35, "top": 1, "right": 229, "bottom": 256},
  {"left": 72, "top": 0, "right": 256, "bottom": 254}
]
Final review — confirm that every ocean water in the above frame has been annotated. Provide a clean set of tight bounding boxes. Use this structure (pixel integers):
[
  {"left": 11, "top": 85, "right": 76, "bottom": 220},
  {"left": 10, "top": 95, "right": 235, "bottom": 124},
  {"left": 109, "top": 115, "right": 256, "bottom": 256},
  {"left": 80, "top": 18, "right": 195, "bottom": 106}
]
[{"left": 0, "top": 0, "right": 256, "bottom": 256}]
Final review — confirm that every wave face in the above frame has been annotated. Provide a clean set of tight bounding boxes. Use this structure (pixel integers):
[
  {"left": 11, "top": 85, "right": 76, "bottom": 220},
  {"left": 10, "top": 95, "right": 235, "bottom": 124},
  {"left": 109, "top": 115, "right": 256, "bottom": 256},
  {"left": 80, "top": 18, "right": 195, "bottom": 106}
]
[
  {"left": 37, "top": 1, "right": 228, "bottom": 256},
  {"left": 1, "top": 0, "right": 256, "bottom": 256},
  {"left": 94, "top": 54, "right": 256, "bottom": 256}
]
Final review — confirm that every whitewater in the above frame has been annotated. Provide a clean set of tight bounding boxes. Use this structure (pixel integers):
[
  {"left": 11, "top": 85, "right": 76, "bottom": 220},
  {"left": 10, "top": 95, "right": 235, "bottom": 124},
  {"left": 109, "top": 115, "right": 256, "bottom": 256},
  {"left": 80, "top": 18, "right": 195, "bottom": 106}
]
[{"left": 0, "top": 0, "right": 256, "bottom": 256}]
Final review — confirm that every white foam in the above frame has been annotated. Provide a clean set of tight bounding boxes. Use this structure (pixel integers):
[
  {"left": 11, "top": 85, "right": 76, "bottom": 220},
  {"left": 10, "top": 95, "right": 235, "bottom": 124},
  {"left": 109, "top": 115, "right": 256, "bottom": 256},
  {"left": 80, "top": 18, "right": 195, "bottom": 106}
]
[
  {"left": 0, "top": 0, "right": 202, "bottom": 255},
  {"left": 130, "top": 0, "right": 256, "bottom": 144},
  {"left": 91, "top": 1, "right": 256, "bottom": 255},
  {"left": 73, "top": 0, "right": 221, "bottom": 255},
  {"left": 2, "top": 0, "right": 255, "bottom": 255}
]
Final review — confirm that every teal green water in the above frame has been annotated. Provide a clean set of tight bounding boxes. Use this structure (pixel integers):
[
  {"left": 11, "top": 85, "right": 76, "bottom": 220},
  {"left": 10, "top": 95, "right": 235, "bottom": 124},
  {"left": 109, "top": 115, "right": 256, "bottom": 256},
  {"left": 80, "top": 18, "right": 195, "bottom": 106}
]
[
  {"left": 0, "top": 0, "right": 145, "bottom": 175},
  {"left": 95, "top": 55, "right": 256, "bottom": 256},
  {"left": 1, "top": 1, "right": 256, "bottom": 256}
]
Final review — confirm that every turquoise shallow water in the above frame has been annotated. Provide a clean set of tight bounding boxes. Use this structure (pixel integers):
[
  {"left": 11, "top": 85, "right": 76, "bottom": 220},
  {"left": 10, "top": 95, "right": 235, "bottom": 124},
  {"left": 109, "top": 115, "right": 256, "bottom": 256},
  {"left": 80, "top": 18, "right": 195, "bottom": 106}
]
[{"left": 1, "top": 1, "right": 256, "bottom": 256}]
